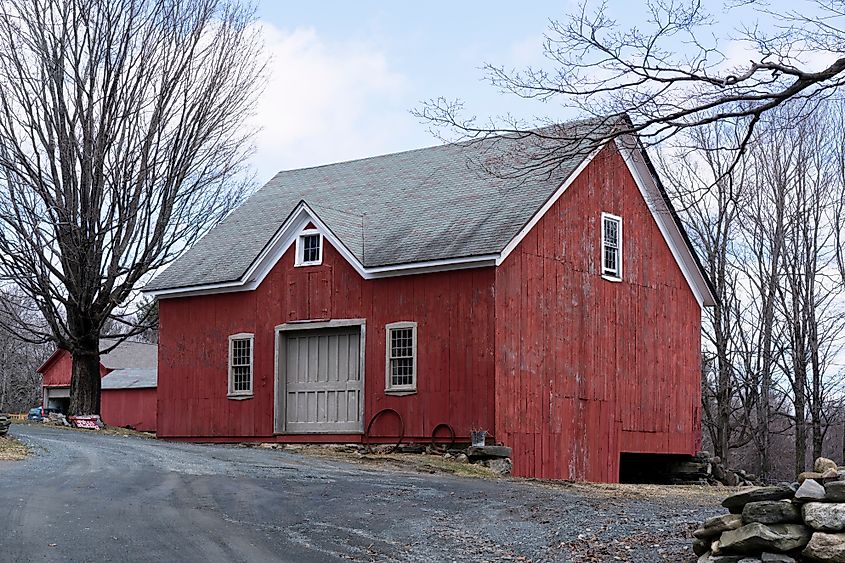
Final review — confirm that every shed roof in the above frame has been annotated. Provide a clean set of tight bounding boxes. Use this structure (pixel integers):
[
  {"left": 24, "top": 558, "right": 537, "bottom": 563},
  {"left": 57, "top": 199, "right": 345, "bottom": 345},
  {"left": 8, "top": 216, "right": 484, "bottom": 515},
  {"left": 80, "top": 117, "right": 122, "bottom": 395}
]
[
  {"left": 145, "top": 118, "right": 608, "bottom": 292},
  {"left": 101, "top": 368, "right": 157, "bottom": 390},
  {"left": 100, "top": 339, "right": 158, "bottom": 370}
]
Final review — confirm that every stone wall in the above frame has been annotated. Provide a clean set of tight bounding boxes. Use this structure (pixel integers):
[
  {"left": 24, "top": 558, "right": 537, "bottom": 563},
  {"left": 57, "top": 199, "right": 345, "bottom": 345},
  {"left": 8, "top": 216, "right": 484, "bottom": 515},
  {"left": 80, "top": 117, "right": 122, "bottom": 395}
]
[{"left": 694, "top": 457, "right": 845, "bottom": 562}]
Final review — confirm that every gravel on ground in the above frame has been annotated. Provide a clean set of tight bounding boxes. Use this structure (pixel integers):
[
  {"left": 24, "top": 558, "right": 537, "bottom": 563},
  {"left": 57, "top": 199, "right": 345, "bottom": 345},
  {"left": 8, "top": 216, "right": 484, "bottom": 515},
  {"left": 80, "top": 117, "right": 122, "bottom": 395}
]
[{"left": 1, "top": 424, "right": 726, "bottom": 562}]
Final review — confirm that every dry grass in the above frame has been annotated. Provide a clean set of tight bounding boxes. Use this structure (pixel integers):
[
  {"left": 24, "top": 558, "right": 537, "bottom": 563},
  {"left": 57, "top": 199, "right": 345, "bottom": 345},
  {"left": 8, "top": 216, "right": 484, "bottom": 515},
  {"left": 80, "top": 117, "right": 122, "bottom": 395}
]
[
  {"left": 0, "top": 435, "right": 28, "bottom": 460},
  {"left": 276, "top": 443, "right": 743, "bottom": 497},
  {"left": 274, "top": 444, "right": 500, "bottom": 478},
  {"left": 530, "top": 480, "right": 740, "bottom": 500},
  {"left": 14, "top": 419, "right": 155, "bottom": 439}
]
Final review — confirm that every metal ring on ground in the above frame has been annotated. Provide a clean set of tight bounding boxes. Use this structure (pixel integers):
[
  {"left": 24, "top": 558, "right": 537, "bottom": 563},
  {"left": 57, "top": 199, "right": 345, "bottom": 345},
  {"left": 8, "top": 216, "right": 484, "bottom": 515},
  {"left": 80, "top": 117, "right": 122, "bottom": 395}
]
[
  {"left": 364, "top": 408, "right": 405, "bottom": 454},
  {"left": 430, "top": 423, "right": 455, "bottom": 451}
]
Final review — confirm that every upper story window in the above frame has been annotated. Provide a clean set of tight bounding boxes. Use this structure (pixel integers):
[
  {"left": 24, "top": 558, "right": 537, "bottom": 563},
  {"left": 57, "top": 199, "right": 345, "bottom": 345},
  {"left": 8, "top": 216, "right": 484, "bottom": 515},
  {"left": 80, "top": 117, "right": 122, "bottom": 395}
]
[
  {"left": 295, "top": 229, "right": 323, "bottom": 266},
  {"left": 385, "top": 322, "right": 417, "bottom": 394},
  {"left": 228, "top": 333, "right": 254, "bottom": 398},
  {"left": 601, "top": 212, "right": 622, "bottom": 280}
]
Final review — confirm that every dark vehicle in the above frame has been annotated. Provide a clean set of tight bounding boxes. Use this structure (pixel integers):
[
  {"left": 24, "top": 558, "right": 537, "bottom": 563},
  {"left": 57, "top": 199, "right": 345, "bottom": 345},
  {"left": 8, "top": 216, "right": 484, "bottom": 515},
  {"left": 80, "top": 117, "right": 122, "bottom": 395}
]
[
  {"left": 27, "top": 406, "right": 59, "bottom": 422},
  {"left": 0, "top": 413, "right": 9, "bottom": 435}
]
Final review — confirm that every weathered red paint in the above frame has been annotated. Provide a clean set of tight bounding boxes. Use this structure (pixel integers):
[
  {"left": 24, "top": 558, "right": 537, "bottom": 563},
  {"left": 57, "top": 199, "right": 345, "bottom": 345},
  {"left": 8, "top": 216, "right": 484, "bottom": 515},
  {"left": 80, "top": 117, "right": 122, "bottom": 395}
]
[
  {"left": 156, "top": 143, "right": 702, "bottom": 482},
  {"left": 39, "top": 349, "right": 108, "bottom": 389},
  {"left": 157, "top": 253, "right": 497, "bottom": 441},
  {"left": 100, "top": 388, "right": 157, "bottom": 432},
  {"left": 38, "top": 349, "right": 157, "bottom": 432},
  {"left": 494, "top": 144, "right": 701, "bottom": 481}
]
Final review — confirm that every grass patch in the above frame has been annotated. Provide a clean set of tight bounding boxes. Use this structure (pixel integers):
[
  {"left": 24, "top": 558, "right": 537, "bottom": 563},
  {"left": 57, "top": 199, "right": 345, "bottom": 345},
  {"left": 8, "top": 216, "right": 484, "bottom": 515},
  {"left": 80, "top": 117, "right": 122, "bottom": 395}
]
[
  {"left": 14, "top": 419, "right": 155, "bottom": 439},
  {"left": 0, "top": 435, "right": 28, "bottom": 460},
  {"left": 530, "top": 480, "right": 737, "bottom": 500},
  {"left": 275, "top": 444, "right": 500, "bottom": 478}
]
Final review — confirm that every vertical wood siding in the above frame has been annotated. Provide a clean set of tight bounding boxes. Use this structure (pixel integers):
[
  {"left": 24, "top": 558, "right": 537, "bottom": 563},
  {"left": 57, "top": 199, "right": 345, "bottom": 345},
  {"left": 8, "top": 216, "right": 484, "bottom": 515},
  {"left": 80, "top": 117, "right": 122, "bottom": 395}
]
[
  {"left": 157, "top": 244, "right": 497, "bottom": 441},
  {"left": 100, "top": 389, "right": 157, "bottom": 432},
  {"left": 494, "top": 143, "right": 702, "bottom": 482},
  {"left": 40, "top": 350, "right": 109, "bottom": 388}
]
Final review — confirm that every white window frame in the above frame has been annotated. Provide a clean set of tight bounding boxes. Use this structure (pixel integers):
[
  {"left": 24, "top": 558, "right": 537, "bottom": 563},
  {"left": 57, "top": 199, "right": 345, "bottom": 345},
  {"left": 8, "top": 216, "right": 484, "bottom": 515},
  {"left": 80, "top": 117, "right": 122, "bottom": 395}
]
[
  {"left": 228, "top": 333, "right": 254, "bottom": 399},
  {"left": 294, "top": 229, "right": 323, "bottom": 267},
  {"left": 385, "top": 321, "right": 417, "bottom": 395},
  {"left": 601, "top": 212, "right": 623, "bottom": 281}
]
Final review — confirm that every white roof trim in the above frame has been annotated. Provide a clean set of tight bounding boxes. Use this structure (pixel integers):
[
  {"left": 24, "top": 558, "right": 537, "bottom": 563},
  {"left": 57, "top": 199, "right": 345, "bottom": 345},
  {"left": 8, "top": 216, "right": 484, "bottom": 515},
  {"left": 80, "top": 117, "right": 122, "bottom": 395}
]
[
  {"left": 148, "top": 202, "right": 498, "bottom": 298},
  {"left": 148, "top": 143, "right": 714, "bottom": 305},
  {"left": 614, "top": 136, "right": 715, "bottom": 307}
]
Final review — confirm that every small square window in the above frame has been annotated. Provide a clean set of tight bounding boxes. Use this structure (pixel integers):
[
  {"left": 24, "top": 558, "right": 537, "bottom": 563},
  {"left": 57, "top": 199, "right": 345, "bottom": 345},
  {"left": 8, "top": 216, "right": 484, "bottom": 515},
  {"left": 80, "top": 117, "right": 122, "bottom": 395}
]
[
  {"left": 601, "top": 212, "right": 622, "bottom": 280},
  {"left": 385, "top": 322, "right": 417, "bottom": 394},
  {"left": 295, "top": 229, "right": 322, "bottom": 266}
]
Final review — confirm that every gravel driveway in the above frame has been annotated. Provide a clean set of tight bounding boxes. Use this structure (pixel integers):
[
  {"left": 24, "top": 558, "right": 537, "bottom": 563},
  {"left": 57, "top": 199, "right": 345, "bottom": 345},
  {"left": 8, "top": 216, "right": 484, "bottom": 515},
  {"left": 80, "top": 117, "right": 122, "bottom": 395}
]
[{"left": 1, "top": 425, "right": 722, "bottom": 562}]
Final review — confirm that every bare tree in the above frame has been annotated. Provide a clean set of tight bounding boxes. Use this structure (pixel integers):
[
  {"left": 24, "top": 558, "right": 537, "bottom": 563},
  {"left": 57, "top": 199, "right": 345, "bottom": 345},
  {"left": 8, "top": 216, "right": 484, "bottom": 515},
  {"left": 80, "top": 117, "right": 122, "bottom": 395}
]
[
  {"left": 416, "top": 1, "right": 845, "bottom": 183},
  {"left": 0, "top": 0, "right": 265, "bottom": 415},
  {"left": 0, "top": 290, "right": 50, "bottom": 412},
  {"left": 659, "top": 116, "right": 751, "bottom": 466},
  {"left": 773, "top": 108, "right": 845, "bottom": 471}
]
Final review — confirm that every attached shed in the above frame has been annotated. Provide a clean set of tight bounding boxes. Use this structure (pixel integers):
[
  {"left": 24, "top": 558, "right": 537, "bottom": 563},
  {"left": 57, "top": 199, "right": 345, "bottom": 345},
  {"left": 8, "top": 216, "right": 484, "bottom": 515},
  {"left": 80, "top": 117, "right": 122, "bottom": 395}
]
[
  {"left": 101, "top": 368, "right": 157, "bottom": 432},
  {"left": 145, "top": 118, "right": 716, "bottom": 482},
  {"left": 38, "top": 339, "right": 158, "bottom": 431}
]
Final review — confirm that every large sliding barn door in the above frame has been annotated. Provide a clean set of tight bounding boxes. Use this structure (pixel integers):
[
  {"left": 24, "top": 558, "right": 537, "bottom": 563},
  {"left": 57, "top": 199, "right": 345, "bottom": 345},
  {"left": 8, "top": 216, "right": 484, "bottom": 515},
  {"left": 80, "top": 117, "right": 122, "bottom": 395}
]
[{"left": 279, "top": 326, "right": 363, "bottom": 433}]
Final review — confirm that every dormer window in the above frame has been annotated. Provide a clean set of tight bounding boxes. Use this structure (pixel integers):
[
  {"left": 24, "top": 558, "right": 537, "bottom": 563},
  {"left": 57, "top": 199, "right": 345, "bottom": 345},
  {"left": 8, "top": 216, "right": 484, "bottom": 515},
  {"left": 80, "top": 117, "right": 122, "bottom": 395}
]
[{"left": 295, "top": 229, "right": 323, "bottom": 266}]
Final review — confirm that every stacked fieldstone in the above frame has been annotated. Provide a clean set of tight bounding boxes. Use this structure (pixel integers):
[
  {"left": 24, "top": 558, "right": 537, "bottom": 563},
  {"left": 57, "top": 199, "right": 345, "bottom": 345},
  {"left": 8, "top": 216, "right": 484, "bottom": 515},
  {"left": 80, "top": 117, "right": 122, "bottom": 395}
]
[{"left": 694, "top": 457, "right": 845, "bottom": 562}]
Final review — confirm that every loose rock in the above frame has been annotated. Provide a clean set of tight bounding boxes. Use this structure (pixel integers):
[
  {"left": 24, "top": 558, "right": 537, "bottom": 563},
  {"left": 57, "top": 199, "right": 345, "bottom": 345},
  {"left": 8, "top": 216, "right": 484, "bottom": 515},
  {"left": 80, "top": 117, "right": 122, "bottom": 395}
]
[
  {"left": 742, "top": 501, "right": 801, "bottom": 525},
  {"left": 796, "top": 479, "right": 827, "bottom": 501},
  {"left": 693, "top": 537, "right": 710, "bottom": 555},
  {"left": 801, "top": 472, "right": 826, "bottom": 484},
  {"left": 802, "top": 531, "right": 845, "bottom": 562},
  {"left": 803, "top": 502, "right": 845, "bottom": 532},
  {"left": 695, "top": 514, "right": 744, "bottom": 539},
  {"left": 816, "top": 457, "right": 838, "bottom": 474},
  {"left": 480, "top": 458, "right": 512, "bottom": 475},
  {"left": 718, "top": 523, "right": 811, "bottom": 554},
  {"left": 827, "top": 481, "right": 845, "bottom": 502},
  {"left": 822, "top": 468, "right": 841, "bottom": 481},
  {"left": 760, "top": 553, "right": 796, "bottom": 563},
  {"left": 697, "top": 553, "right": 744, "bottom": 563},
  {"left": 722, "top": 486, "right": 796, "bottom": 512}
]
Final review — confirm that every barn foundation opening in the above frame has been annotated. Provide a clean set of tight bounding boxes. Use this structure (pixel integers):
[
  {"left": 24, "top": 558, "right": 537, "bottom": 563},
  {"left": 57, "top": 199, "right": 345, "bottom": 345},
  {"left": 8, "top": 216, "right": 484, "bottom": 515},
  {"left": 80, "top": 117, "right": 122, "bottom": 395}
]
[{"left": 619, "top": 452, "right": 711, "bottom": 484}]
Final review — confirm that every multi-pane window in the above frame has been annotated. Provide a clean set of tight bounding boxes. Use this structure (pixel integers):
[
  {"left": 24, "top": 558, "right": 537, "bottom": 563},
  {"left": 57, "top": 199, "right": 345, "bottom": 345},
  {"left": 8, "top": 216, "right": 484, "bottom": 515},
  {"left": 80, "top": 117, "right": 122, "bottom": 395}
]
[
  {"left": 386, "top": 322, "right": 417, "bottom": 392},
  {"left": 601, "top": 213, "right": 622, "bottom": 279},
  {"left": 228, "top": 334, "right": 253, "bottom": 396},
  {"left": 296, "top": 229, "right": 322, "bottom": 266}
]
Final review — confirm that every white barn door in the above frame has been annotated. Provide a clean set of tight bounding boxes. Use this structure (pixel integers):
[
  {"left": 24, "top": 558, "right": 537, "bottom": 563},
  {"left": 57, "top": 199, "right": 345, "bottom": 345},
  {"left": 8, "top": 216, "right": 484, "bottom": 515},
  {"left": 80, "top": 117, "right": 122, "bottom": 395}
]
[{"left": 278, "top": 325, "right": 363, "bottom": 433}]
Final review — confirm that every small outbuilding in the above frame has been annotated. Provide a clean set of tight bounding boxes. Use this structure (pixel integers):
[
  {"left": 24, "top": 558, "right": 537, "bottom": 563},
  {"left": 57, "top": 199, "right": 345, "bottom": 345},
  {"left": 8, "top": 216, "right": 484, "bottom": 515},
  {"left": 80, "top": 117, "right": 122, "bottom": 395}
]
[{"left": 38, "top": 339, "right": 158, "bottom": 432}]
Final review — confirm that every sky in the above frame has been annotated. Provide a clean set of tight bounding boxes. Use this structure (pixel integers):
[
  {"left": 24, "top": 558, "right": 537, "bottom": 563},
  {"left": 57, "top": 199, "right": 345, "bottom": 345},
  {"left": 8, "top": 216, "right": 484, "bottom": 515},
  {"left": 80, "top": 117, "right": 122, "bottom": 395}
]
[
  {"left": 247, "top": 1, "right": 567, "bottom": 183},
  {"left": 246, "top": 0, "right": 829, "bottom": 185}
]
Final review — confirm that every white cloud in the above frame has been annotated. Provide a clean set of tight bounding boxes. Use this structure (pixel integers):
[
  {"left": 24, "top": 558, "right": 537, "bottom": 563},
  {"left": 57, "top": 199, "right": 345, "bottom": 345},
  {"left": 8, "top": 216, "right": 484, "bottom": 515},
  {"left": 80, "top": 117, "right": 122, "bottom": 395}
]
[{"left": 246, "top": 22, "right": 416, "bottom": 183}]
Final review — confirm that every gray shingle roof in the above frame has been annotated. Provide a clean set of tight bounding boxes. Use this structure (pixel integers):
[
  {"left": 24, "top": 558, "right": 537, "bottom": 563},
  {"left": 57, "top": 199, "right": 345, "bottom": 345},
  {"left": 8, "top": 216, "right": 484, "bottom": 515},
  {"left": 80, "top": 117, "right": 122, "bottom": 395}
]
[
  {"left": 101, "top": 368, "right": 157, "bottom": 389},
  {"left": 100, "top": 339, "right": 158, "bottom": 370},
  {"left": 146, "top": 119, "right": 610, "bottom": 292}
]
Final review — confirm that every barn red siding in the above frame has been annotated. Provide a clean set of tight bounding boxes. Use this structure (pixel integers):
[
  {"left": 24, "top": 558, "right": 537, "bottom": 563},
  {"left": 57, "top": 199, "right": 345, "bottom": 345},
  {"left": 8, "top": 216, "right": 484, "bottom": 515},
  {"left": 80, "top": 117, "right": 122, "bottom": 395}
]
[
  {"left": 156, "top": 242, "right": 497, "bottom": 441},
  {"left": 494, "top": 143, "right": 702, "bottom": 482},
  {"left": 41, "top": 350, "right": 108, "bottom": 389},
  {"left": 101, "top": 389, "right": 157, "bottom": 432}
]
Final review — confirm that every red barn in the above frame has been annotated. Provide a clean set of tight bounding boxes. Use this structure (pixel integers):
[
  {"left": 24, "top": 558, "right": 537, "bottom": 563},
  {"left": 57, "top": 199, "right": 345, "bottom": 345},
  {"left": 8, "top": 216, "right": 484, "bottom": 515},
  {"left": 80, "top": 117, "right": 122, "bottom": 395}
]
[
  {"left": 38, "top": 339, "right": 158, "bottom": 432},
  {"left": 146, "top": 120, "right": 715, "bottom": 482}
]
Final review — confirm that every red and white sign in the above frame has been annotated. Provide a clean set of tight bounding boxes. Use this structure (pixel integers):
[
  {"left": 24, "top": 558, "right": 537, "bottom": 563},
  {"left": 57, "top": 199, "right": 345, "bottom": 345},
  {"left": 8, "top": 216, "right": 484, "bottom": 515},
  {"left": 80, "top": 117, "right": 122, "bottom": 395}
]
[{"left": 68, "top": 416, "right": 102, "bottom": 430}]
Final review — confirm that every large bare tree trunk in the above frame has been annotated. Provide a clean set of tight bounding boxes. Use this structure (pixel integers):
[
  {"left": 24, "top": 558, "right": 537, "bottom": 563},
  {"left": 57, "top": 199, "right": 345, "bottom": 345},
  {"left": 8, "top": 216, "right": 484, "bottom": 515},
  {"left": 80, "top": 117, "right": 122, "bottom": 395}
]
[{"left": 69, "top": 342, "right": 100, "bottom": 415}]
